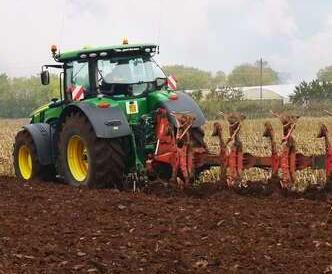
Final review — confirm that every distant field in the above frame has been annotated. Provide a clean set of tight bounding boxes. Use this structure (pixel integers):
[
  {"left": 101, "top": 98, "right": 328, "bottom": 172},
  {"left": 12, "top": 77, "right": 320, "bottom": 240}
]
[{"left": 1, "top": 117, "right": 332, "bottom": 189}]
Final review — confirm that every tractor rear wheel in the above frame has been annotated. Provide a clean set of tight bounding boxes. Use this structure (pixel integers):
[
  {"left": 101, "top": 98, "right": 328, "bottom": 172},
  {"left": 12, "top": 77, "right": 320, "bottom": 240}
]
[
  {"left": 190, "top": 127, "right": 206, "bottom": 148},
  {"left": 13, "top": 130, "right": 55, "bottom": 181},
  {"left": 58, "top": 112, "right": 127, "bottom": 188}
]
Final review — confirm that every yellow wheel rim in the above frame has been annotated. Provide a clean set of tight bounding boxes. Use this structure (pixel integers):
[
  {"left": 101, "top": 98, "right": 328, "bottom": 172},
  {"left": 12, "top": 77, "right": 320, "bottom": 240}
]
[
  {"left": 18, "top": 145, "right": 32, "bottom": 180},
  {"left": 67, "top": 135, "right": 89, "bottom": 182}
]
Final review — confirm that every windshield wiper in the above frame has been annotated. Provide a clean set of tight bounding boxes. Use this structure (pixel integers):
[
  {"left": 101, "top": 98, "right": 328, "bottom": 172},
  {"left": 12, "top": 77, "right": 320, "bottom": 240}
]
[
  {"left": 105, "top": 81, "right": 149, "bottom": 85},
  {"left": 97, "top": 68, "right": 105, "bottom": 82}
]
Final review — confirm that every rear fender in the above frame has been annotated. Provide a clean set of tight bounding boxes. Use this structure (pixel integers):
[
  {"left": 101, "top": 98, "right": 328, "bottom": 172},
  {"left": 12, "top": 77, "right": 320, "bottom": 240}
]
[
  {"left": 58, "top": 103, "right": 132, "bottom": 138},
  {"left": 160, "top": 91, "right": 206, "bottom": 128}
]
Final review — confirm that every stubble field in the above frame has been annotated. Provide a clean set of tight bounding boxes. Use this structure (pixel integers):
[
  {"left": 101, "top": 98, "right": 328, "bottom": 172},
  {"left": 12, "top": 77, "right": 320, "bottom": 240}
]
[{"left": 0, "top": 117, "right": 332, "bottom": 273}]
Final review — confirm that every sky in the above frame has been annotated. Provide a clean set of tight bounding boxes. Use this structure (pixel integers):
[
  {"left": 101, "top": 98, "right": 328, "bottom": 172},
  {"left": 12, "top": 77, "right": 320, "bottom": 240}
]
[{"left": 0, "top": 0, "right": 332, "bottom": 82}]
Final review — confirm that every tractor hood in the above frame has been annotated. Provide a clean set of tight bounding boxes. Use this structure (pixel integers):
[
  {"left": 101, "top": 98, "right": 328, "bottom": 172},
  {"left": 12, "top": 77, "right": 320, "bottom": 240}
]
[{"left": 30, "top": 103, "right": 49, "bottom": 118}]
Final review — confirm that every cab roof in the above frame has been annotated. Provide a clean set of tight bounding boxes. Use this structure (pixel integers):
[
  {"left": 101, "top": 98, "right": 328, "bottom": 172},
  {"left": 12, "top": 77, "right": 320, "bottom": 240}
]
[{"left": 56, "top": 43, "right": 158, "bottom": 62}]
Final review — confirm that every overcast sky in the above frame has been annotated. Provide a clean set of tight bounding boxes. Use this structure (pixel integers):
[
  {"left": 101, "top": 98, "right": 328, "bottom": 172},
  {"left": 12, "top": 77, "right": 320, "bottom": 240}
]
[{"left": 1, "top": 0, "right": 332, "bottom": 82}]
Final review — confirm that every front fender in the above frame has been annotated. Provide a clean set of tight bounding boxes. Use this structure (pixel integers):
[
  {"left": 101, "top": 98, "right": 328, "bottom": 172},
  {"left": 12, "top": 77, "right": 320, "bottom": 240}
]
[
  {"left": 23, "top": 123, "right": 54, "bottom": 165},
  {"left": 59, "top": 103, "right": 132, "bottom": 138}
]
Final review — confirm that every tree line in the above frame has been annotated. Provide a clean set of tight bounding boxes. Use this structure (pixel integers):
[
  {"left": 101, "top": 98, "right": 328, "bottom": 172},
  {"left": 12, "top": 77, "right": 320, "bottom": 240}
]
[
  {"left": 1, "top": 64, "right": 332, "bottom": 118},
  {"left": 163, "top": 60, "right": 280, "bottom": 90},
  {"left": 0, "top": 73, "right": 59, "bottom": 118}
]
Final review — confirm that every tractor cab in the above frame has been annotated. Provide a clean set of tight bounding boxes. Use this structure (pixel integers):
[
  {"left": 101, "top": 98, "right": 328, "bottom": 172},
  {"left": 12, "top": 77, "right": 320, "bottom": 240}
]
[
  {"left": 35, "top": 41, "right": 175, "bottom": 126},
  {"left": 41, "top": 41, "right": 167, "bottom": 102}
]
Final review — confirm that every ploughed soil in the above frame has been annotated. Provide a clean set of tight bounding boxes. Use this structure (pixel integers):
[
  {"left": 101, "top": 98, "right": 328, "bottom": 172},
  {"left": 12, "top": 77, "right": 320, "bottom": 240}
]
[{"left": 1, "top": 177, "right": 332, "bottom": 274}]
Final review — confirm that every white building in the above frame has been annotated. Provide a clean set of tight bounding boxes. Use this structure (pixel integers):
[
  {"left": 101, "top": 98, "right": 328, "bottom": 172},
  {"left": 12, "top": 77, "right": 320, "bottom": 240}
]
[
  {"left": 240, "top": 84, "right": 297, "bottom": 103},
  {"left": 184, "top": 84, "right": 297, "bottom": 103}
]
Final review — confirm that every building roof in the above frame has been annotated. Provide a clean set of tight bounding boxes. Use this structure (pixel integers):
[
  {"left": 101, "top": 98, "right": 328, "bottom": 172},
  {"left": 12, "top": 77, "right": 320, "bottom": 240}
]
[
  {"left": 241, "top": 88, "right": 284, "bottom": 100},
  {"left": 240, "top": 84, "right": 297, "bottom": 102},
  {"left": 57, "top": 43, "right": 158, "bottom": 62},
  {"left": 184, "top": 85, "right": 296, "bottom": 102}
]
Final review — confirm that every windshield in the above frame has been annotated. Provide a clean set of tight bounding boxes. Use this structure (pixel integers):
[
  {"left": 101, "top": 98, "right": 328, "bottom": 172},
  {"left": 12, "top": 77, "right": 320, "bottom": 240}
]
[
  {"left": 99, "top": 57, "right": 165, "bottom": 84},
  {"left": 97, "top": 56, "right": 166, "bottom": 96}
]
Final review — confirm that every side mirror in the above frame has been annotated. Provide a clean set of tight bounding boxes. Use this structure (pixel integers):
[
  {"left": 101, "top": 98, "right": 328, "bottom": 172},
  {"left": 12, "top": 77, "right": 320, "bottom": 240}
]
[{"left": 41, "top": 70, "right": 50, "bottom": 85}]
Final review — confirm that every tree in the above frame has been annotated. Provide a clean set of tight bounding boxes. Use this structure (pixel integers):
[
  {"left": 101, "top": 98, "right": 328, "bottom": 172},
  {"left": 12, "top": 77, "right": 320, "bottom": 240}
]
[
  {"left": 163, "top": 65, "right": 213, "bottom": 90},
  {"left": 227, "top": 61, "right": 279, "bottom": 87},
  {"left": 221, "top": 86, "right": 243, "bottom": 101},
  {"left": 317, "top": 66, "right": 332, "bottom": 82},
  {"left": 211, "top": 71, "right": 226, "bottom": 89},
  {"left": 206, "top": 86, "right": 243, "bottom": 101},
  {"left": 0, "top": 74, "right": 59, "bottom": 118},
  {"left": 290, "top": 79, "right": 332, "bottom": 106},
  {"left": 191, "top": 90, "right": 203, "bottom": 101},
  {"left": 0, "top": 73, "right": 11, "bottom": 116}
]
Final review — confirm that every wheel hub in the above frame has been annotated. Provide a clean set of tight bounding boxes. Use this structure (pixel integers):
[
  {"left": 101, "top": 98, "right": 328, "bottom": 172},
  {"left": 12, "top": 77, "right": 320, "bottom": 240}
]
[
  {"left": 18, "top": 145, "right": 32, "bottom": 180},
  {"left": 67, "top": 135, "right": 89, "bottom": 182}
]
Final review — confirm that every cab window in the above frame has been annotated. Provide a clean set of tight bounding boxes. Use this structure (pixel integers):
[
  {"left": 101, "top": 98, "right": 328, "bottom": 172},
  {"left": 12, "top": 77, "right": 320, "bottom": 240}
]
[{"left": 65, "top": 61, "right": 90, "bottom": 93}]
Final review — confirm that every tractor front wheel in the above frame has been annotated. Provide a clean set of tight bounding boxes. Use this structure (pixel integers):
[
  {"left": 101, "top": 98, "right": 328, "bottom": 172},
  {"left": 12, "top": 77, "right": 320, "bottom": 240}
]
[
  {"left": 58, "top": 112, "right": 127, "bottom": 188},
  {"left": 13, "top": 130, "right": 55, "bottom": 181}
]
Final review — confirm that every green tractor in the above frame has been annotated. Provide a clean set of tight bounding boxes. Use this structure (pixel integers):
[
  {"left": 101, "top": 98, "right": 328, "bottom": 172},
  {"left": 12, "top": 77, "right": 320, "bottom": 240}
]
[{"left": 13, "top": 41, "right": 208, "bottom": 188}]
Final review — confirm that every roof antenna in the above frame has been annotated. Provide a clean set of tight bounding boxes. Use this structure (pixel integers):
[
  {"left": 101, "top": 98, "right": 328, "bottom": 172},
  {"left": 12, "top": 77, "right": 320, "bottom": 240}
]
[
  {"left": 58, "top": 0, "right": 68, "bottom": 54},
  {"left": 156, "top": 0, "right": 164, "bottom": 46}
]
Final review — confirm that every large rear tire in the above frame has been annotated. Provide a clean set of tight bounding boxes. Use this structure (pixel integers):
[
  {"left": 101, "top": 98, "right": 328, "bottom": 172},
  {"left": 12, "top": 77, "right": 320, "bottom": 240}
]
[
  {"left": 190, "top": 127, "right": 206, "bottom": 148},
  {"left": 58, "top": 112, "right": 127, "bottom": 188},
  {"left": 13, "top": 130, "right": 56, "bottom": 181}
]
